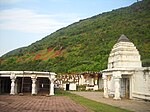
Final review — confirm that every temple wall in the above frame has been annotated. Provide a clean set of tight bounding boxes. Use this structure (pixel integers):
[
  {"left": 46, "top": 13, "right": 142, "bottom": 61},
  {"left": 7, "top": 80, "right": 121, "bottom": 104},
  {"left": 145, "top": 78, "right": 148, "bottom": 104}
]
[
  {"left": 132, "top": 67, "right": 150, "bottom": 100},
  {"left": 88, "top": 78, "right": 94, "bottom": 85},
  {"left": 69, "top": 83, "right": 77, "bottom": 90},
  {"left": 107, "top": 76, "right": 115, "bottom": 96}
]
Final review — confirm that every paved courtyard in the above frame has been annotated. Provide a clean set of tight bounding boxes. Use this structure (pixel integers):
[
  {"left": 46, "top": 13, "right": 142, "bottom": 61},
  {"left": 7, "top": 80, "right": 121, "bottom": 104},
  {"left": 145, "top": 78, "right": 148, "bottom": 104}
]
[
  {"left": 71, "top": 92, "right": 150, "bottom": 112},
  {"left": 1, "top": 92, "right": 150, "bottom": 112},
  {"left": 0, "top": 95, "right": 89, "bottom": 112}
]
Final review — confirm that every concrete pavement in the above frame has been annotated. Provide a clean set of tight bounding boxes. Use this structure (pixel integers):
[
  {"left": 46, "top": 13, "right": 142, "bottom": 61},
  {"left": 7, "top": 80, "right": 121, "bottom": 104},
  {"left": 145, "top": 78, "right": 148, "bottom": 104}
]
[{"left": 71, "top": 92, "right": 150, "bottom": 112}]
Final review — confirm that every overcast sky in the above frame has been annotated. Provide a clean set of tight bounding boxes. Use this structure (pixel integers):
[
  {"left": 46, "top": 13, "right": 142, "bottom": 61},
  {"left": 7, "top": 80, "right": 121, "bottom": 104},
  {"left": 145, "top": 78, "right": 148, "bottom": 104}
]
[{"left": 0, "top": 0, "right": 136, "bottom": 56}]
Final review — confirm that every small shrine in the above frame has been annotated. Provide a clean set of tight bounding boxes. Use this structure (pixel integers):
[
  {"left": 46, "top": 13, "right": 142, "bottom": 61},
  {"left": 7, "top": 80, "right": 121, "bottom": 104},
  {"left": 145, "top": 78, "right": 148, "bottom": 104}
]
[{"left": 102, "top": 34, "right": 150, "bottom": 100}]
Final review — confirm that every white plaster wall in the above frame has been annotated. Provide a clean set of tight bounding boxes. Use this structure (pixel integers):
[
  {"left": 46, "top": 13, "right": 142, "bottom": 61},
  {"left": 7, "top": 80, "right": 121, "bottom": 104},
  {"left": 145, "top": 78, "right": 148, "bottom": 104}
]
[
  {"left": 132, "top": 68, "right": 150, "bottom": 100},
  {"left": 79, "top": 75, "right": 85, "bottom": 85},
  {"left": 108, "top": 76, "right": 115, "bottom": 96},
  {"left": 94, "top": 85, "right": 98, "bottom": 90},
  {"left": 69, "top": 83, "right": 76, "bottom": 90},
  {"left": 88, "top": 78, "right": 94, "bottom": 85}
]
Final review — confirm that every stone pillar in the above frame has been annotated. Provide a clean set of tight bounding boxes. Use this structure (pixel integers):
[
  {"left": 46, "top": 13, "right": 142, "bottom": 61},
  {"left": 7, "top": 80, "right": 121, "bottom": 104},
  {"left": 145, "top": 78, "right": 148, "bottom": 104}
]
[
  {"left": 79, "top": 75, "right": 84, "bottom": 85},
  {"left": 95, "top": 79, "right": 98, "bottom": 85},
  {"left": 10, "top": 73, "right": 16, "bottom": 95},
  {"left": 94, "top": 78, "right": 98, "bottom": 90},
  {"left": 49, "top": 73, "right": 56, "bottom": 96},
  {"left": 31, "top": 76, "right": 37, "bottom": 95},
  {"left": 113, "top": 71, "right": 122, "bottom": 100},
  {"left": 49, "top": 79, "right": 55, "bottom": 95},
  {"left": 91, "top": 78, "right": 94, "bottom": 85},
  {"left": 102, "top": 74, "right": 109, "bottom": 98}
]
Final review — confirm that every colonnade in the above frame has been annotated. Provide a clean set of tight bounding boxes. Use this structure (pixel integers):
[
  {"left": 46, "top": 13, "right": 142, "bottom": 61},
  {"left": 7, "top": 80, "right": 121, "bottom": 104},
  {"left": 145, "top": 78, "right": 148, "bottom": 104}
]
[{"left": 0, "top": 71, "right": 56, "bottom": 96}]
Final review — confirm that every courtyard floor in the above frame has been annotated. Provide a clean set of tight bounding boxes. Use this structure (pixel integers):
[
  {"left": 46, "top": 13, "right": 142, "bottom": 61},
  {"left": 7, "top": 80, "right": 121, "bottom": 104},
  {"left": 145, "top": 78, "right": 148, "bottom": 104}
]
[
  {"left": 71, "top": 92, "right": 150, "bottom": 112},
  {"left": 0, "top": 92, "right": 150, "bottom": 112},
  {"left": 0, "top": 94, "right": 90, "bottom": 112}
]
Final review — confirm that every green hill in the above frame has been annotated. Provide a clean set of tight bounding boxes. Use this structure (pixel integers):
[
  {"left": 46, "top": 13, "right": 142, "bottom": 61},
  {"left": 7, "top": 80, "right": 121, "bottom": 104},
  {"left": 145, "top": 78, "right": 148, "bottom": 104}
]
[{"left": 0, "top": 0, "right": 150, "bottom": 73}]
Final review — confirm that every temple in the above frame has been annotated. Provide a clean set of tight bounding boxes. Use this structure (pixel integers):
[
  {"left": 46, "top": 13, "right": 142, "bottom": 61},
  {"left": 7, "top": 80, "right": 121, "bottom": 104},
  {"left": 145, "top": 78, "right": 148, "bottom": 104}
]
[
  {"left": 0, "top": 71, "right": 57, "bottom": 95},
  {"left": 102, "top": 34, "right": 150, "bottom": 100}
]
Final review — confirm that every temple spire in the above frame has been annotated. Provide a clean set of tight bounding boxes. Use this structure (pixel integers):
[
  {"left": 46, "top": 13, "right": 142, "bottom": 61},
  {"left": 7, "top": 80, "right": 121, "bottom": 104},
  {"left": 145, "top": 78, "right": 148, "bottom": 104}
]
[{"left": 118, "top": 34, "right": 130, "bottom": 42}]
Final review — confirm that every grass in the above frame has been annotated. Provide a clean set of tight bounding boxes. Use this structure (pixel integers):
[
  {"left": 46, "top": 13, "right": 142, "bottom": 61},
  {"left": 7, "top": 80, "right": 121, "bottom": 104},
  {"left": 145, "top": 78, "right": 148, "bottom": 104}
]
[{"left": 55, "top": 89, "right": 132, "bottom": 112}]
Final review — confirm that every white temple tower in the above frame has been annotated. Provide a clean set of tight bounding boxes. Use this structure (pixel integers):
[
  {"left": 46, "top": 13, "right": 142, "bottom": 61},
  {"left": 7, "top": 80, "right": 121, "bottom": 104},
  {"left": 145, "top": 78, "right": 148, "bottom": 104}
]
[
  {"left": 102, "top": 34, "right": 150, "bottom": 100},
  {"left": 108, "top": 34, "right": 142, "bottom": 69}
]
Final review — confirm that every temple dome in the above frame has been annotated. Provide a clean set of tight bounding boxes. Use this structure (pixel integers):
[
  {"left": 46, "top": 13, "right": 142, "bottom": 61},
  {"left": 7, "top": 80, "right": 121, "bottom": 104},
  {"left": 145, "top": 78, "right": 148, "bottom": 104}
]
[{"left": 108, "top": 34, "right": 142, "bottom": 69}]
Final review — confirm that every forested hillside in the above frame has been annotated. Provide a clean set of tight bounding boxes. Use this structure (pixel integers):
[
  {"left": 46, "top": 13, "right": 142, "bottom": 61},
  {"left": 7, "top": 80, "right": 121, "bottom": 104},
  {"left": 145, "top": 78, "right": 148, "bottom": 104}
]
[{"left": 0, "top": 0, "right": 150, "bottom": 73}]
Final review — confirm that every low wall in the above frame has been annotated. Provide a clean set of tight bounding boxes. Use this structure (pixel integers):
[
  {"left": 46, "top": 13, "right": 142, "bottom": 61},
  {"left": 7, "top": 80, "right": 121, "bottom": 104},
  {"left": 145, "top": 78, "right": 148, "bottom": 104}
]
[{"left": 132, "top": 67, "right": 150, "bottom": 101}]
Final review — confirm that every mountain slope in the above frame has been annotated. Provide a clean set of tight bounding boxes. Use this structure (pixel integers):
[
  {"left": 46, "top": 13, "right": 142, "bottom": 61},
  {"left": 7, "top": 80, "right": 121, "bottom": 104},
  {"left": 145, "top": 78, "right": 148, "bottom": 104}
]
[{"left": 0, "top": 0, "right": 150, "bottom": 73}]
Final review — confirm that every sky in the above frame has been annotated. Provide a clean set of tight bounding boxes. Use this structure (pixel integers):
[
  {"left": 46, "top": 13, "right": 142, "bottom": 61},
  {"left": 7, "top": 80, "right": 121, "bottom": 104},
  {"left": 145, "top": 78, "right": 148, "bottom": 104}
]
[{"left": 0, "top": 0, "right": 136, "bottom": 57}]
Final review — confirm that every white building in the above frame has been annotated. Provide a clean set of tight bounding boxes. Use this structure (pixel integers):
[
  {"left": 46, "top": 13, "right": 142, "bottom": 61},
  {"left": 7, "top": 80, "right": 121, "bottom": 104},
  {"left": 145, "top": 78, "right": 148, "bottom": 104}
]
[
  {"left": 56, "top": 72, "right": 103, "bottom": 91},
  {"left": 102, "top": 34, "right": 150, "bottom": 100},
  {"left": 0, "top": 71, "right": 57, "bottom": 96},
  {"left": 79, "top": 72, "right": 102, "bottom": 91}
]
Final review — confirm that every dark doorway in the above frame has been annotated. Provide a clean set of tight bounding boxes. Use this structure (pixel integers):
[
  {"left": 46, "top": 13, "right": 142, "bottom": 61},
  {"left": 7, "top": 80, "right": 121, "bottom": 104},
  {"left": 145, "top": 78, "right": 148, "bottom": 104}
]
[
  {"left": 125, "top": 78, "right": 130, "bottom": 99},
  {"left": 121, "top": 78, "right": 130, "bottom": 99},
  {"left": 17, "top": 77, "right": 32, "bottom": 93},
  {"left": 66, "top": 84, "right": 69, "bottom": 90},
  {"left": 0, "top": 77, "right": 11, "bottom": 94},
  {"left": 37, "top": 77, "right": 50, "bottom": 95},
  {"left": 23, "top": 77, "right": 32, "bottom": 93}
]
